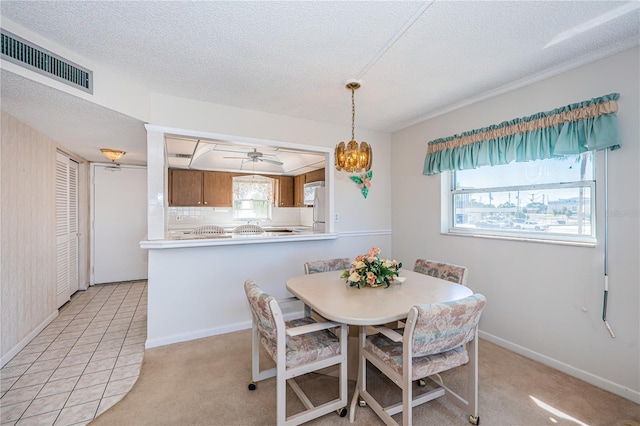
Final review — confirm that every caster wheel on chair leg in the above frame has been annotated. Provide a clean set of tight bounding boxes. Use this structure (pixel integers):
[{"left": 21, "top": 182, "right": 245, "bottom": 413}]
[
  {"left": 469, "top": 415, "right": 480, "bottom": 425},
  {"left": 358, "top": 398, "right": 367, "bottom": 407},
  {"left": 248, "top": 382, "right": 256, "bottom": 391},
  {"left": 336, "top": 408, "right": 347, "bottom": 417}
]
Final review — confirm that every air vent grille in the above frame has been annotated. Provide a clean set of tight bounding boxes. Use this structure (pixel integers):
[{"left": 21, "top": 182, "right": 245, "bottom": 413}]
[{"left": 1, "top": 29, "right": 92, "bottom": 94}]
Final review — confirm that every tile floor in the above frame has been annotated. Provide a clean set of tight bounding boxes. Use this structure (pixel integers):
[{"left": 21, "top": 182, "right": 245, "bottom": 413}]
[{"left": 0, "top": 281, "right": 147, "bottom": 426}]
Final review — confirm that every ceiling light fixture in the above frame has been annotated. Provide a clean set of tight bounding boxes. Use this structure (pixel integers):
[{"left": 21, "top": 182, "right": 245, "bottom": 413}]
[
  {"left": 100, "top": 148, "right": 126, "bottom": 163},
  {"left": 335, "top": 80, "right": 372, "bottom": 173}
]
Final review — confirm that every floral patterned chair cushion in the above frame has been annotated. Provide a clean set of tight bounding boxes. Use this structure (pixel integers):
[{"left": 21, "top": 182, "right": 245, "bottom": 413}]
[
  {"left": 244, "top": 280, "right": 342, "bottom": 368},
  {"left": 364, "top": 294, "right": 487, "bottom": 378},
  {"left": 413, "top": 258, "right": 468, "bottom": 286}
]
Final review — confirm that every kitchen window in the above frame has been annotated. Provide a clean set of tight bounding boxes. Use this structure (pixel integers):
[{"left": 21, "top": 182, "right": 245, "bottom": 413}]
[
  {"left": 232, "top": 175, "right": 274, "bottom": 221},
  {"left": 447, "top": 152, "right": 595, "bottom": 244}
]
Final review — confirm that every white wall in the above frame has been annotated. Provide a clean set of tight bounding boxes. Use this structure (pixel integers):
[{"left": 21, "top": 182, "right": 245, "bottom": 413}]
[
  {"left": 391, "top": 47, "right": 640, "bottom": 402},
  {"left": 143, "top": 95, "right": 394, "bottom": 347}
]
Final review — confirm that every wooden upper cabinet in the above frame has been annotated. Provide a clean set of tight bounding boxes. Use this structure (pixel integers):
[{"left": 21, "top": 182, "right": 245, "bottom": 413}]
[
  {"left": 170, "top": 169, "right": 203, "bottom": 206},
  {"left": 278, "top": 176, "right": 294, "bottom": 207},
  {"left": 169, "top": 169, "right": 233, "bottom": 207},
  {"left": 305, "top": 168, "right": 325, "bottom": 183},
  {"left": 203, "top": 171, "right": 233, "bottom": 207},
  {"left": 293, "top": 174, "right": 305, "bottom": 207}
]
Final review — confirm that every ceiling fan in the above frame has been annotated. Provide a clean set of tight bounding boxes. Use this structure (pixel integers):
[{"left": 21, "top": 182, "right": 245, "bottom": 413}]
[{"left": 223, "top": 148, "right": 283, "bottom": 165}]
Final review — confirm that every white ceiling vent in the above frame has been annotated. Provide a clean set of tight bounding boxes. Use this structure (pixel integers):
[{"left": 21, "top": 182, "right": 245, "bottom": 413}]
[{"left": 1, "top": 29, "right": 92, "bottom": 94}]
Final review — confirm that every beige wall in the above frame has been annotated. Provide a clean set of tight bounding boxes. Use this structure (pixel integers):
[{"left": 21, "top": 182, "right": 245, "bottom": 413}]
[
  {"left": 391, "top": 47, "right": 640, "bottom": 402},
  {"left": 1, "top": 111, "right": 57, "bottom": 364}
]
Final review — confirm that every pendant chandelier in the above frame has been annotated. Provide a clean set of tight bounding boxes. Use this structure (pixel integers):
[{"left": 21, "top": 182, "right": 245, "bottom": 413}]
[{"left": 335, "top": 80, "right": 372, "bottom": 173}]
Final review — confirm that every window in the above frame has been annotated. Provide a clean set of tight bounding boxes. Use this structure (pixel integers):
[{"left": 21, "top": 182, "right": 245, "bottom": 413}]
[
  {"left": 232, "top": 175, "right": 274, "bottom": 221},
  {"left": 448, "top": 152, "right": 595, "bottom": 244}
]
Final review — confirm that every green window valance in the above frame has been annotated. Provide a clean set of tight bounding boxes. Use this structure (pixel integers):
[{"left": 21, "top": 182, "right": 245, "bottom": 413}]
[{"left": 423, "top": 93, "right": 621, "bottom": 175}]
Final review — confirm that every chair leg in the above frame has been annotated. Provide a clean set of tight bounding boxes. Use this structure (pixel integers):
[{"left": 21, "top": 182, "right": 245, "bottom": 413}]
[
  {"left": 402, "top": 379, "right": 412, "bottom": 426},
  {"left": 467, "top": 337, "right": 479, "bottom": 424},
  {"left": 349, "top": 325, "right": 367, "bottom": 423},
  {"left": 277, "top": 369, "right": 286, "bottom": 425}
]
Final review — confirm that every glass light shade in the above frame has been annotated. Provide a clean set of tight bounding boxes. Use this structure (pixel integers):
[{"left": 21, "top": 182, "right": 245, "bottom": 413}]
[
  {"left": 335, "top": 140, "right": 372, "bottom": 172},
  {"left": 100, "top": 148, "right": 126, "bottom": 162}
]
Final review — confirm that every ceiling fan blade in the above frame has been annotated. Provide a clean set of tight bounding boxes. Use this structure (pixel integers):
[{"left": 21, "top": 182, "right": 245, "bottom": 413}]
[
  {"left": 259, "top": 158, "right": 284, "bottom": 165},
  {"left": 223, "top": 156, "right": 248, "bottom": 160}
]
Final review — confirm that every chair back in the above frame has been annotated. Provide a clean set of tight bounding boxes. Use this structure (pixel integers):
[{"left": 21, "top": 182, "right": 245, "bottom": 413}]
[
  {"left": 234, "top": 224, "right": 265, "bottom": 234},
  {"left": 244, "top": 280, "right": 277, "bottom": 345},
  {"left": 192, "top": 225, "right": 225, "bottom": 235},
  {"left": 414, "top": 258, "right": 468, "bottom": 286},
  {"left": 304, "top": 258, "right": 351, "bottom": 274},
  {"left": 409, "top": 294, "right": 486, "bottom": 357}
]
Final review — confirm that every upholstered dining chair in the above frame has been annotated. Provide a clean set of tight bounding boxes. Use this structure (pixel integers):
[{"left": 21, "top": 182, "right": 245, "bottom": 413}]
[
  {"left": 233, "top": 224, "right": 265, "bottom": 234},
  {"left": 303, "top": 258, "right": 352, "bottom": 275},
  {"left": 302, "top": 258, "right": 352, "bottom": 318},
  {"left": 191, "top": 225, "right": 226, "bottom": 235},
  {"left": 244, "top": 280, "right": 348, "bottom": 425},
  {"left": 357, "top": 294, "right": 487, "bottom": 426},
  {"left": 413, "top": 258, "right": 469, "bottom": 286}
]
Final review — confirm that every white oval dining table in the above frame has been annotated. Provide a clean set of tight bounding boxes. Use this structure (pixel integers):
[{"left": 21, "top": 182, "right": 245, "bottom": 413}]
[{"left": 286, "top": 268, "right": 473, "bottom": 326}]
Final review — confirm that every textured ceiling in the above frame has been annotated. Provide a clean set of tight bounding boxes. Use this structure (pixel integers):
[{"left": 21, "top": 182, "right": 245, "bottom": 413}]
[{"left": 1, "top": 1, "right": 638, "bottom": 166}]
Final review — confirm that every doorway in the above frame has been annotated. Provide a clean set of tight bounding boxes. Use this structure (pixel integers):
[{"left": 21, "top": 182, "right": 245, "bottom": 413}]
[{"left": 91, "top": 164, "right": 148, "bottom": 284}]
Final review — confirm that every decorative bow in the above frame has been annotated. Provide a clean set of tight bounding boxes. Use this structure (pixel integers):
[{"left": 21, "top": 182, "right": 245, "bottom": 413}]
[{"left": 350, "top": 170, "right": 372, "bottom": 199}]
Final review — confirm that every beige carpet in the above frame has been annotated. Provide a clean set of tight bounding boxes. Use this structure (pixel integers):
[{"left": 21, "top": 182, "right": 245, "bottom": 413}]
[{"left": 91, "top": 330, "right": 639, "bottom": 425}]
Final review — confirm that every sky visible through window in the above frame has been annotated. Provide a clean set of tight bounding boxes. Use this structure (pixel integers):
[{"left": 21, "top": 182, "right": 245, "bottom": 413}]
[{"left": 455, "top": 153, "right": 593, "bottom": 206}]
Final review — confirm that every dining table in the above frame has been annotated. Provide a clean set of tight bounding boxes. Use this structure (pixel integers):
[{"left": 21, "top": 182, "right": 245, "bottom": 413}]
[{"left": 285, "top": 268, "right": 473, "bottom": 422}]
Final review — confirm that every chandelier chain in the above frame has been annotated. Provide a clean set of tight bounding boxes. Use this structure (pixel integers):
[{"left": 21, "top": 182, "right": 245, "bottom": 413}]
[{"left": 351, "top": 87, "right": 356, "bottom": 141}]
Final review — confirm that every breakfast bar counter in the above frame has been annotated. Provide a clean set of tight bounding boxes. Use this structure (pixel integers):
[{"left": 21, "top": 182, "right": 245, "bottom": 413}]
[{"left": 140, "top": 230, "right": 337, "bottom": 249}]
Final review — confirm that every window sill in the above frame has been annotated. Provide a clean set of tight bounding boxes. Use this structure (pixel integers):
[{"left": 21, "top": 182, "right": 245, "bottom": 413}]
[{"left": 443, "top": 229, "right": 596, "bottom": 248}]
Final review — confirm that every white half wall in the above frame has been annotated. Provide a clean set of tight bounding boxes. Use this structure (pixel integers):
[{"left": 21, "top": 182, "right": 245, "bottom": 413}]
[
  {"left": 145, "top": 233, "right": 391, "bottom": 348},
  {"left": 391, "top": 47, "right": 640, "bottom": 403}
]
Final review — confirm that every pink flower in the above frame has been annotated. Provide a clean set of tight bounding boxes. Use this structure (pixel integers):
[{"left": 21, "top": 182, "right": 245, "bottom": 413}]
[
  {"left": 366, "top": 272, "right": 376, "bottom": 284},
  {"left": 358, "top": 174, "right": 371, "bottom": 190}
]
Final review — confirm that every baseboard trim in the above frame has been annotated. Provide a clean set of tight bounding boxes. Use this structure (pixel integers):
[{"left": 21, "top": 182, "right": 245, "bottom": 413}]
[
  {"left": 479, "top": 330, "right": 640, "bottom": 404},
  {"left": 145, "top": 320, "right": 251, "bottom": 349},
  {"left": 144, "top": 311, "right": 302, "bottom": 349},
  {"left": 1, "top": 310, "right": 58, "bottom": 368}
]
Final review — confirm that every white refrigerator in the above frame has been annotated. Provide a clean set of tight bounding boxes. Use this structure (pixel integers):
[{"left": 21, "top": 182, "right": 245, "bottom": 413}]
[{"left": 313, "top": 186, "right": 326, "bottom": 231}]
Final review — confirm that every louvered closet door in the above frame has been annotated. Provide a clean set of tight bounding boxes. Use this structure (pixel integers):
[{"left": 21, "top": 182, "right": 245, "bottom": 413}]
[{"left": 56, "top": 152, "right": 79, "bottom": 308}]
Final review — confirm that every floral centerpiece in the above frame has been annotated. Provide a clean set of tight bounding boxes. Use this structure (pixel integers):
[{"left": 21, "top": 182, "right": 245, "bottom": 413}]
[{"left": 341, "top": 247, "right": 402, "bottom": 288}]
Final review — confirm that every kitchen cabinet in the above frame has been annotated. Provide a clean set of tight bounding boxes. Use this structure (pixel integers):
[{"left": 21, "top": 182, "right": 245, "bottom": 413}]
[
  {"left": 203, "top": 171, "right": 233, "bottom": 207},
  {"left": 169, "top": 169, "right": 233, "bottom": 207},
  {"left": 277, "top": 175, "right": 294, "bottom": 207},
  {"left": 169, "top": 169, "right": 203, "bottom": 206},
  {"left": 304, "top": 168, "right": 325, "bottom": 183},
  {"left": 293, "top": 174, "right": 305, "bottom": 207}
]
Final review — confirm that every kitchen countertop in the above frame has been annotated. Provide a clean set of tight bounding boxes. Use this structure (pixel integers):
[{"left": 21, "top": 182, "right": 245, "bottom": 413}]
[{"left": 141, "top": 226, "right": 336, "bottom": 249}]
